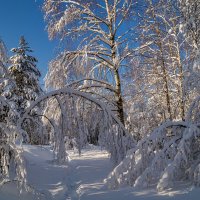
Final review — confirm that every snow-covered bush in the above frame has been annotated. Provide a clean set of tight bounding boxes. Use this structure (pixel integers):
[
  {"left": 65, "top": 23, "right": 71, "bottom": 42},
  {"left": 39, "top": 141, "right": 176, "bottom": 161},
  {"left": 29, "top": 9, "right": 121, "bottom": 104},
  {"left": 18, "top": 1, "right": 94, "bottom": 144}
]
[
  {"left": 106, "top": 119, "right": 200, "bottom": 190},
  {"left": 0, "top": 38, "right": 34, "bottom": 189},
  {"left": 0, "top": 69, "right": 26, "bottom": 188}
]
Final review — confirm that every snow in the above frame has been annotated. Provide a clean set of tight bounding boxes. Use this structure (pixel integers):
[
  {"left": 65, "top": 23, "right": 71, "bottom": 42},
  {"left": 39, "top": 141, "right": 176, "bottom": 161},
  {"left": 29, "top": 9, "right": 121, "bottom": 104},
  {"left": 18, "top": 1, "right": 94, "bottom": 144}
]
[
  {"left": 0, "top": 144, "right": 200, "bottom": 200},
  {"left": 67, "top": 145, "right": 113, "bottom": 199},
  {"left": 0, "top": 145, "right": 69, "bottom": 200}
]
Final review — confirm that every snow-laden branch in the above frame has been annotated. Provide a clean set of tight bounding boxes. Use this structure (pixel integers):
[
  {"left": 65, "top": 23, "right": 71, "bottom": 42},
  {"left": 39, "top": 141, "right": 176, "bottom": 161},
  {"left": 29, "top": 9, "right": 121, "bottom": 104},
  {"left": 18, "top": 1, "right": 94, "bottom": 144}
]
[
  {"left": 67, "top": 78, "right": 117, "bottom": 93},
  {"left": 19, "top": 88, "right": 125, "bottom": 131},
  {"left": 18, "top": 88, "right": 134, "bottom": 163},
  {"left": 106, "top": 118, "right": 200, "bottom": 191}
]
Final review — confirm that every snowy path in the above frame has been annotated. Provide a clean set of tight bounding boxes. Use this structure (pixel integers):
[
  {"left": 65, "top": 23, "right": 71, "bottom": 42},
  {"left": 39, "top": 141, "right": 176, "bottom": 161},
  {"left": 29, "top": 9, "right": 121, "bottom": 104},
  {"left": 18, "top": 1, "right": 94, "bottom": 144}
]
[
  {"left": 66, "top": 147, "right": 113, "bottom": 200},
  {"left": 66, "top": 147, "right": 200, "bottom": 200},
  {"left": 1, "top": 145, "right": 200, "bottom": 200}
]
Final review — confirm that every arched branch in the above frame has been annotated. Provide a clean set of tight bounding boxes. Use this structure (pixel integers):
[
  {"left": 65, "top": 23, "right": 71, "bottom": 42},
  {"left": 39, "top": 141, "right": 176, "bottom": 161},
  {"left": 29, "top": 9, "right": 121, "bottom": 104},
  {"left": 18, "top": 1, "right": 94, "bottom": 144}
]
[{"left": 19, "top": 88, "right": 127, "bottom": 135}]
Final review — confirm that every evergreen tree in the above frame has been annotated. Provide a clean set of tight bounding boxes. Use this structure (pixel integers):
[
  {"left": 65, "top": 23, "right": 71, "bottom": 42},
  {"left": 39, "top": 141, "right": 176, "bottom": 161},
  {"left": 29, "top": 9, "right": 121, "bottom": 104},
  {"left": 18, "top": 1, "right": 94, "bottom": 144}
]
[
  {"left": 0, "top": 39, "right": 26, "bottom": 186},
  {"left": 9, "top": 36, "right": 42, "bottom": 113},
  {"left": 8, "top": 36, "right": 45, "bottom": 144}
]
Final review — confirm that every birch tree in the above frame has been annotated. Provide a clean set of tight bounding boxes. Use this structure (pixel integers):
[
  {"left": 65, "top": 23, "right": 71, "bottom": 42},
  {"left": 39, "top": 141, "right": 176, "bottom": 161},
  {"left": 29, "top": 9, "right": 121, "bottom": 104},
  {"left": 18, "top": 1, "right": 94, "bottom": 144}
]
[
  {"left": 106, "top": 0, "right": 200, "bottom": 191},
  {"left": 43, "top": 0, "right": 136, "bottom": 125},
  {"left": 137, "top": 0, "right": 188, "bottom": 120},
  {"left": 179, "top": 0, "right": 200, "bottom": 98},
  {"left": 124, "top": 0, "right": 195, "bottom": 140}
]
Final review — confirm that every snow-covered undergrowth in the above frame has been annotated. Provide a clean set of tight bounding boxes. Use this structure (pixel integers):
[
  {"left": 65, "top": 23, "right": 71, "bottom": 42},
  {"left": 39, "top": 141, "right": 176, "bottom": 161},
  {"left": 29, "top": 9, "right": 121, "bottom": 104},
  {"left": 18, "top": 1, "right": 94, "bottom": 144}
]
[
  {"left": 0, "top": 97, "right": 27, "bottom": 189},
  {"left": 1, "top": 145, "right": 200, "bottom": 200},
  {"left": 0, "top": 145, "right": 69, "bottom": 200},
  {"left": 106, "top": 96, "right": 200, "bottom": 191}
]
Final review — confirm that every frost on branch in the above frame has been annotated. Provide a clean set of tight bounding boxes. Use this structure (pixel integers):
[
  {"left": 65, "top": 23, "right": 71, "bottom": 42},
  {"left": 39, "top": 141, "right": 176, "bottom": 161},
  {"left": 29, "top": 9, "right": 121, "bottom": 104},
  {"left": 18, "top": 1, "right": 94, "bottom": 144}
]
[{"left": 106, "top": 102, "right": 200, "bottom": 191}]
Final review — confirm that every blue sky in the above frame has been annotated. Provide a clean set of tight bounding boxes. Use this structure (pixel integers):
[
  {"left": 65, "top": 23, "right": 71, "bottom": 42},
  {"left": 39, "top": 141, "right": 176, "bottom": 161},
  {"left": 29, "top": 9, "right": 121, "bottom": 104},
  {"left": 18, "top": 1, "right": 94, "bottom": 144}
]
[{"left": 0, "top": 0, "right": 56, "bottom": 86}]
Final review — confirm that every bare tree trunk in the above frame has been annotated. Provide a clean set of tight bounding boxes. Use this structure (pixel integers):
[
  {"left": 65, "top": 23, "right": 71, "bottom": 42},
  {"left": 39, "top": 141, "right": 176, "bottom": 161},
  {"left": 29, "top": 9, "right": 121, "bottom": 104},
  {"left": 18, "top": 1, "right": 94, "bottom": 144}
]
[
  {"left": 161, "top": 58, "right": 172, "bottom": 120},
  {"left": 108, "top": 2, "right": 125, "bottom": 126},
  {"left": 151, "top": 2, "right": 172, "bottom": 120},
  {"left": 114, "top": 69, "right": 125, "bottom": 125},
  {"left": 176, "top": 40, "right": 185, "bottom": 120},
  {"left": 157, "top": 39, "right": 172, "bottom": 120},
  {"left": 167, "top": 21, "right": 185, "bottom": 120}
]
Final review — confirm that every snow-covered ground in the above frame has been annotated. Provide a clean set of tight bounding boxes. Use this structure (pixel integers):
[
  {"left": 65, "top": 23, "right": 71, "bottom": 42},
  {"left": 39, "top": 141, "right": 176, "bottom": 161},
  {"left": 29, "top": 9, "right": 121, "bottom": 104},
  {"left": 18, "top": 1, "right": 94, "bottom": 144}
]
[
  {"left": 0, "top": 145, "right": 69, "bottom": 200},
  {"left": 0, "top": 145, "right": 200, "bottom": 200}
]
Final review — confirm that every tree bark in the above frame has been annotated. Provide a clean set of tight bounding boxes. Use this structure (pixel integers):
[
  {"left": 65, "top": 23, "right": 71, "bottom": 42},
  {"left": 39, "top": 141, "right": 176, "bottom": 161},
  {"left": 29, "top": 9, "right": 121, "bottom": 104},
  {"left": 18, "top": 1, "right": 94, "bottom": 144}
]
[{"left": 114, "top": 69, "right": 125, "bottom": 125}]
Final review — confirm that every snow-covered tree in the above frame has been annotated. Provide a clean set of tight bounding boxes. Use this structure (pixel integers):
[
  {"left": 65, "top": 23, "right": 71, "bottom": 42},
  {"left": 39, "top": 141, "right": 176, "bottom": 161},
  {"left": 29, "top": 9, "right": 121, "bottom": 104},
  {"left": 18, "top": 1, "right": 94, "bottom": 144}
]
[
  {"left": 179, "top": 0, "right": 200, "bottom": 97},
  {"left": 9, "top": 36, "right": 41, "bottom": 112},
  {"left": 0, "top": 96, "right": 26, "bottom": 187},
  {"left": 20, "top": 88, "right": 134, "bottom": 164},
  {"left": 43, "top": 0, "right": 137, "bottom": 125},
  {"left": 8, "top": 36, "right": 44, "bottom": 144},
  {"left": 106, "top": 0, "right": 200, "bottom": 191},
  {"left": 0, "top": 40, "right": 26, "bottom": 188},
  {"left": 124, "top": 0, "right": 199, "bottom": 139}
]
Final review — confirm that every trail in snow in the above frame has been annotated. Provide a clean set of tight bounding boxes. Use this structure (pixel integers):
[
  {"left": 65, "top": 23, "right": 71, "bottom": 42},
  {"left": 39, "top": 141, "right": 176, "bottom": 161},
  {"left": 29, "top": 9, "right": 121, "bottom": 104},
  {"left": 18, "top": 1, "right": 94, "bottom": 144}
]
[
  {"left": 0, "top": 145, "right": 200, "bottom": 200},
  {"left": 67, "top": 146, "right": 200, "bottom": 200},
  {"left": 66, "top": 146, "right": 113, "bottom": 200}
]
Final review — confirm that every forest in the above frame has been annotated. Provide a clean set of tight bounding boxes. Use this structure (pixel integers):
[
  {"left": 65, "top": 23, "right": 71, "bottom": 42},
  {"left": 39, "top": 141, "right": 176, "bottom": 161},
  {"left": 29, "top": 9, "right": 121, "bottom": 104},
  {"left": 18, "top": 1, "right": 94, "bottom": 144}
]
[{"left": 0, "top": 0, "right": 200, "bottom": 199}]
